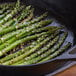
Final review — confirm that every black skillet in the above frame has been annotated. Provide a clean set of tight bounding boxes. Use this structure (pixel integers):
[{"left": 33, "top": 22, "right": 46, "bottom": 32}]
[{"left": 0, "top": 0, "right": 76, "bottom": 76}]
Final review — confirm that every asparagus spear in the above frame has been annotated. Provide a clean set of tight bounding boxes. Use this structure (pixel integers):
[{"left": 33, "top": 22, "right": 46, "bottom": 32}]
[
  {"left": 1, "top": 5, "right": 24, "bottom": 24},
  {"left": 0, "top": 10, "right": 11, "bottom": 20},
  {"left": 0, "top": 23, "right": 58, "bottom": 46},
  {"left": 0, "top": 20, "right": 52, "bottom": 50},
  {"left": 0, "top": 29, "right": 24, "bottom": 44},
  {"left": 0, "top": 3, "right": 15, "bottom": 9},
  {"left": 38, "top": 42, "right": 71, "bottom": 63},
  {"left": 13, "top": 35, "right": 59, "bottom": 65},
  {"left": 18, "top": 32, "right": 68, "bottom": 65},
  {"left": 0, "top": 27, "right": 62, "bottom": 63},
  {"left": 0, "top": 31, "right": 50, "bottom": 63},
  {"left": 0, "top": 3, "right": 15, "bottom": 14},
  {"left": 16, "top": 6, "right": 32, "bottom": 23},
  {"left": 2, "top": 34, "right": 53, "bottom": 65},
  {"left": 2, "top": 30, "right": 61, "bottom": 65},
  {"left": 0, "top": 25, "right": 54, "bottom": 45},
  {"left": 22, "top": 9, "right": 34, "bottom": 22},
  {"left": 0, "top": 12, "right": 48, "bottom": 35},
  {"left": 0, "top": 6, "right": 10, "bottom": 14},
  {"left": 3, "top": 27, "right": 62, "bottom": 57},
  {"left": 0, "top": 32, "right": 45, "bottom": 57},
  {"left": 0, "top": 3, "right": 15, "bottom": 20},
  {"left": 7, "top": 5, "right": 31, "bottom": 26},
  {"left": 0, "top": 0, "right": 24, "bottom": 25},
  {"left": 0, "top": 27, "right": 61, "bottom": 63},
  {"left": 0, "top": 6, "right": 31, "bottom": 30}
]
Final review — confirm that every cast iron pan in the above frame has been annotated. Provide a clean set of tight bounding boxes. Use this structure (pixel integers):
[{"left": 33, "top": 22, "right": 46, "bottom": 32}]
[{"left": 0, "top": 0, "right": 76, "bottom": 76}]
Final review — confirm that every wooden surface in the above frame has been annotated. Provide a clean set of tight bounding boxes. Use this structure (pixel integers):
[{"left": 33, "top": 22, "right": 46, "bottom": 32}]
[{"left": 55, "top": 64, "right": 76, "bottom": 76}]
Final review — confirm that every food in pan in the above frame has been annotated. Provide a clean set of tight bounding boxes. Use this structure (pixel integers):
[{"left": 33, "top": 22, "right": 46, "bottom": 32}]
[{"left": 0, "top": 0, "right": 71, "bottom": 66}]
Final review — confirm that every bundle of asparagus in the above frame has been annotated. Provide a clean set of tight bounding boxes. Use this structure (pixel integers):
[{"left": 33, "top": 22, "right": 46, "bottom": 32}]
[{"left": 0, "top": 0, "right": 71, "bottom": 66}]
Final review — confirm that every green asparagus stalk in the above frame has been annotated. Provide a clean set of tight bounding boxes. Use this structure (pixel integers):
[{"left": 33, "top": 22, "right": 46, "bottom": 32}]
[
  {"left": 0, "top": 23, "right": 58, "bottom": 46},
  {"left": 0, "top": 6, "right": 31, "bottom": 30},
  {"left": 0, "top": 10, "right": 11, "bottom": 20},
  {"left": 0, "top": 32, "right": 45, "bottom": 57},
  {"left": 0, "top": 27, "right": 62, "bottom": 64},
  {"left": 7, "top": 5, "right": 31, "bottom": 26},
  {"left": 0, "top": 12, "right": 48, "bottom": 35},
  {"left": 18, "top": 32, "right": 68, "bottom": 65},
  {"left": 0, "top": 25, "right": 52, "bottom": 45},
  {"left": 0, "top": 3, "right": 16, "bottom": 20},
  {"left": 0, "top": 2, "right": 15, "bottom": 9},
  {"left": 29, "top": 12, "right": 48, "bottom": 24},
  {"left": 38, "top": 42, "right": 71, "bottom": 63},
  {"left": 0, "top": 4, "right": 15, "bottom": 20},
  {"left": 15, "top": 0, "right": 20, "bottom": 8},
  {"left": 0, "top": 20, "right": 52, "bottom": 50},
  {"left": 0, "top": 29, "right": 62, "bottom": 64},
  {"left": 0, "top": 6, "right": 10, "bottom": 14},
  {"left": 0, "top": 31, "right": 50, "bottom": 63},
  {"left": 16, "top": 6, "right": 32, "bottom": 23},
  {"left": 22, "top": 9, "right": 34, "bottom": 22},
  {"left": 0, "top": 5, "right": 24, "bottom": 25},
  {"left": 0, "top": 29, "right": 24, "bottom": 44},
  {"left": 2, "top": 34, "right": 53, "bottom": 65},
  {"left": 0, "top": 3, "right": 15, "bottom": 14},
  {"left": 13, "top": 35, "right": 59, "bottom": 65},
  {"left": 2, "top": 30, "right": 61, "bottom": 65},
  {"left": 0, "top": 0, "right": 24, "bottom": 25}
]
